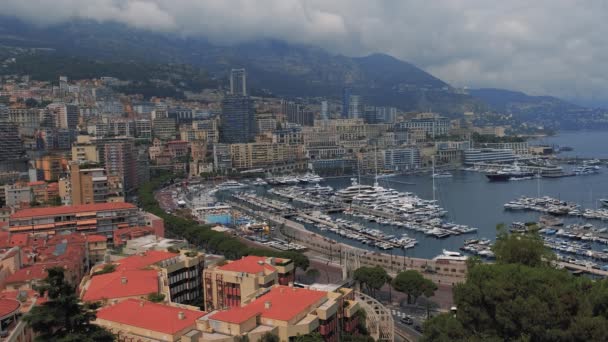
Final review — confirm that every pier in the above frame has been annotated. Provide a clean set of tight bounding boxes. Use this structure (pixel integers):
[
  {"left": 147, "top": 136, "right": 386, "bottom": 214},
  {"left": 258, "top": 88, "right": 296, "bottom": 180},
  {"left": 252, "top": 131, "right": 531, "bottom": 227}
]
[
  {"left": 297, "top": 212, "right": 401, "bottom": 249},
  {"left": 556, "top": 261, "right": 608, "bottom": 277}
]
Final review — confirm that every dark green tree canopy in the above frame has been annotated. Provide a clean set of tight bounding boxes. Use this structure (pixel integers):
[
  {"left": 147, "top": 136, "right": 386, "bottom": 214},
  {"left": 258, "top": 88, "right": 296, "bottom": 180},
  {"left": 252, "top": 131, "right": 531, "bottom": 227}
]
[
  {"left": 492, "top": 225, "right": 554, "bottom": 267},
  {"left": 392, "top": 270, "right": 437, "bottom": 304},
  {"left": 353, "top": 266, "right": 390, "bottom": 297},
  {"left": 24, "top": 267, "right": 115, "bottom": 342},
  {"left": 422, "top": 263, "right": 608, "bottom": 342}
]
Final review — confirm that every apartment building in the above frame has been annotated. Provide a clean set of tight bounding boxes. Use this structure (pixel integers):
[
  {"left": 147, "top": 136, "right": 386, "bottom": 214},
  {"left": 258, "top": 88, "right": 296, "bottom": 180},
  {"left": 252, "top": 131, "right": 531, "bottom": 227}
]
[
  {"left": 69, "top": 162, "right": 108, "bottom": 205},
  {"left": 80, "top": 249, "right": 205, "bottom": 305},
  {"left": 8, "top": 202, "right": 139, "bottom": 237},
  {"left": 95, "top": 284, "right": 360, "bottom": 342},
  {"left": 203, "top": 256, "right": 295, "bottom": 311}
]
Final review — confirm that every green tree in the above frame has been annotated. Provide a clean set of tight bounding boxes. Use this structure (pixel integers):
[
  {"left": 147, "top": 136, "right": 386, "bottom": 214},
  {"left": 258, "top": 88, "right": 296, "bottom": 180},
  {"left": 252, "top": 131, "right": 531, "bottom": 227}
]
[
  {"left": 293, "top": 332, "right": 324, "bottom": 342},
  {"left": 492, "top": 224, "right": 554, "bottom": 267},
  {"left": 147, "top": 293, "right": 166, "bottom": 303},
  {"left": 260, "top": 332, "right": 280, "bottom": 342},
  {"left": 353, "top": 266, "right": 390, "bottom": 297},
  {"left": 392, "top": 270, "right": 437, "bottom": 304},
  {"left": 24, "top": 267, "right": 115, "bottom": 342},
  {"left": 422, "top": 262, "right": 608, "bottom": 342}
]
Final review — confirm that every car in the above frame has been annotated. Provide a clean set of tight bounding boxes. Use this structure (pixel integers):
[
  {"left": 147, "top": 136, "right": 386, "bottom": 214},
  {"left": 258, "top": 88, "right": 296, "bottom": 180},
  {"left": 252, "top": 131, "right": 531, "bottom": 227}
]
[
  {"left": 399, "top": 316, "right": 413, "bottom": 325},
  {"left": 414, "top": 324, "right": 423, "bottom": 333}
]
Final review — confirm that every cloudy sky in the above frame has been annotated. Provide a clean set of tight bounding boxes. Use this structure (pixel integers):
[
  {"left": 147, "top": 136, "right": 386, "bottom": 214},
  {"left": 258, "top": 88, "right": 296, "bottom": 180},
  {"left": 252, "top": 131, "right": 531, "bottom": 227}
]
[{"left": 2, "top": 0, "right": 607, "bottom": 105}]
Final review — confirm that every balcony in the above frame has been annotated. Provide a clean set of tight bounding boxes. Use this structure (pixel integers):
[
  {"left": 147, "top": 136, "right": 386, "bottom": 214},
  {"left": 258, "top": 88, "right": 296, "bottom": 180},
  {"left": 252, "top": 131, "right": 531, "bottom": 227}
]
[{"left": 343, "top": 300, "right": 360, "bottom": 318}]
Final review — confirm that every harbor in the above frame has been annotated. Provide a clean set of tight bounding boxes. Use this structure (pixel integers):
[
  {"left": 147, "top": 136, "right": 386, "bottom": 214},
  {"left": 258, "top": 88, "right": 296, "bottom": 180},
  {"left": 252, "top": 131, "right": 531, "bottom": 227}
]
[{"left": 178, "top": 131, "right": 608, "bottom": 270}]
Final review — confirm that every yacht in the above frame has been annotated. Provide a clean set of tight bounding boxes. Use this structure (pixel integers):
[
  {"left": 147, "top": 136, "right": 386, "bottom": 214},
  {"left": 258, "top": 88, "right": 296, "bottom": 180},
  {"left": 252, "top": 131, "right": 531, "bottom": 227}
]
[
  {"left": 574, "top": 165, "right": 600, "bottom": 175},
  {"left": 432, "top": 172, "right": 453, "bottom": 178},
  {"left": 298, "top": 173, "right": 323, "bottom": 183},
  {"left": 486, "top": 164, "right": 534, "bottom": 181},
  {"left": 442, "top": 249, "right": 463, "bottom": 257},
  {"left": 600, "top": 199, "right": 608, "bottom": 208},
  {"left": 335, "top": 179, "right": 374, "bottom": 203},
  {"left": 217, "top": 180, "right": 247, "bottom": 190},
  {"left": 252, "top": 178, "right": 268, "bottom": 186}
]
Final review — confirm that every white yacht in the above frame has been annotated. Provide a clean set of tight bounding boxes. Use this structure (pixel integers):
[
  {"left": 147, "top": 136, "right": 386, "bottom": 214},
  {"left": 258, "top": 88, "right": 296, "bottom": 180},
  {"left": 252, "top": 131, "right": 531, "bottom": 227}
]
[
  {"left": 574, "top": 165, "right": 600, "bottom": 175},
  {"left": 217, "top": 180, "right": 247, "bottom": 190},
  {"left": 432, "top": 172, "right": 453, "bottom": 178},
  {"left": 336, "top": 179, "right": 374, "bottom": 202}
]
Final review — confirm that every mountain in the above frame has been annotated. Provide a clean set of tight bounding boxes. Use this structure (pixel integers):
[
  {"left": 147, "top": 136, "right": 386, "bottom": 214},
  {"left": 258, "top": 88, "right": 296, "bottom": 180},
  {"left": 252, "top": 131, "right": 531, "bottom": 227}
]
[
  {"left": 0, "top": 16, "right": 479, "bottom": 113},
  {"left": 469, "top": 88, "right": 607, "bottom": 129}
]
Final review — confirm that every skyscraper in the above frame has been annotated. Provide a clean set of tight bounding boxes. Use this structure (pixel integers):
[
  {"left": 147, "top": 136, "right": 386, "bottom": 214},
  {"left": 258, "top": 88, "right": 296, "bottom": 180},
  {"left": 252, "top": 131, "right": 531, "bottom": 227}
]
[
  {"left": 341, "top": 87, "right": 351, "bottom": 118},
  {"left": 0, "top": 107, "right": 27, "bottom": 172},
  {"left": 99, "top": 137, "right": 138, "bottom": 194},
  {"left": 230, "top": 68, "right": 247, "bottom": 96},
  {"left": 348, "top": 95, "right": 364, "bottom": 119},
  {"left": 220, "top": 95, "right": 255, "bottom": 143},
  {"left": 321, "top": 101, "right": 329, "bottom": 120}
]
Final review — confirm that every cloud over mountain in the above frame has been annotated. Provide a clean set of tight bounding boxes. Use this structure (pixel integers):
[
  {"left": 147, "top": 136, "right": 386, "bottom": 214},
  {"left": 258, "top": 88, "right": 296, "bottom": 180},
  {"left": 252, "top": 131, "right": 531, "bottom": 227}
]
[{"left": 2, "top": 0, "right": 608, "bottom": 105}]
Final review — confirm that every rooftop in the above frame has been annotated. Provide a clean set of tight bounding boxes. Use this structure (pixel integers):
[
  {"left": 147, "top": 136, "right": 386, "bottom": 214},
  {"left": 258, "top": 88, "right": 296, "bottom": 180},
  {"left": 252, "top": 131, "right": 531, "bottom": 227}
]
[
  {"left": 114, "top": 250, "right": 178, "bottom": 271},
  {"left": 96, "top": 299, "right": 206, "bottom": 335},
  {"left": 10, "top": 202, "right": 136, "bottom": 219},
  {"left": 210, "top": 285, "right": 326, "bottom": 323},
  {"left": 85, "top": 235, "right": 107, "bottom": 243},
  {"left": 82, "top": 270, "right": 159, "bottom": 302},
  {"left": 217, "top": 256, "right": 277, "bottom": 274},
  {"left": 0, "top": 298, "right": 20, "bottom": 318}
]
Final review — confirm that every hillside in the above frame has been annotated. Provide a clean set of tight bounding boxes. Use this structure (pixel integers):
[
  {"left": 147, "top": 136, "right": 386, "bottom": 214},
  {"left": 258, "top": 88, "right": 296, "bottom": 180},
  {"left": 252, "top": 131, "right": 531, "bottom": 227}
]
[
  {"left": 0, "top": 16, "right": 479, "bottom": 113},
  {"left": 469, "top": 88, "right": 607, "bottom": 129}
]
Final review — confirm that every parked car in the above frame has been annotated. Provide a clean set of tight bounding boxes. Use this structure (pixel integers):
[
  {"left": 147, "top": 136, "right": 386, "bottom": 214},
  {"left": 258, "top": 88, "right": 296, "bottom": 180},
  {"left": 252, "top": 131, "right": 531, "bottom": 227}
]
[
  {"left": 400, "top": 316, "right": 413, "bottom": 325},
  {"left": 414, "top": 324, "right": 424, "bottom": 333}
]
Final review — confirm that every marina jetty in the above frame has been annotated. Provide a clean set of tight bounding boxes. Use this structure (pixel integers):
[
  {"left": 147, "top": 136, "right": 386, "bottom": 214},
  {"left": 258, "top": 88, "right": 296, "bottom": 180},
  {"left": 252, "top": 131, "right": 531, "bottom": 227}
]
[{"left": 227, "top": 199, "right": 468, "bottom": 286}]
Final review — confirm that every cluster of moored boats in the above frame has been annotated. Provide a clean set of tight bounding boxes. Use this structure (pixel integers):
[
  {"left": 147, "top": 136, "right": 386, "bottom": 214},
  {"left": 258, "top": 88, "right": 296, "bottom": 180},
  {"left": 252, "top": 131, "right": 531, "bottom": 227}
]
[
  {"left": 294, "top": 214, "right": 417, "bottom": 250},
  {"left": 332, "top": 179, "right": 478, "bottom": 238},
  {"left": 266, "top": 173, "right": 323, "bottom": 185},
  {"left": 543, "top": 237, "right": 608, "bottom": 264},
  {"left": 460, "top": 239, "right": 495, "bottom": 258},
  {"left": 505, "top": 196, "right": 608, "bottom": 220},
  {"left": 267, "top": 185, "right": 333, "bottom": 207},
  {"left": 233, "top": 192, "right": 294, "bottom": 212},
  {"left": 504, "top": 196, "right": 581, "bottom": 215}
]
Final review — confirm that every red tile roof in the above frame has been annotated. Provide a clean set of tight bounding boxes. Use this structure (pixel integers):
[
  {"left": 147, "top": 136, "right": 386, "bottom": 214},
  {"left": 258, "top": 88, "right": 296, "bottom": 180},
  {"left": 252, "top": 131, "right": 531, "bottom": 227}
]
[
  {"left": 5, "top": 263, "right": 54, "bottom": 284},
  {"left": 115, "top": 250, "right": 178, "bottom": 271},
  {"left": 82, "top": 270, "right": 159, "bottom": 302},
  {"left": 10, "top": 202, "right": 136, "bottom": 219},
  {"left": 96, "top": 299, "right": 206, "bottom": 335},
  {"left": 217, "top": 256, "right": 276, "bottom": 274},
  {"left": 85, "top": 235, "right": 107, "bottom": 243},
  {"left": 211, "top": 286, "right": 327, "bottom": 323},
  {"left": 0, "top": 298, "right": 20, "bottom": 318}
]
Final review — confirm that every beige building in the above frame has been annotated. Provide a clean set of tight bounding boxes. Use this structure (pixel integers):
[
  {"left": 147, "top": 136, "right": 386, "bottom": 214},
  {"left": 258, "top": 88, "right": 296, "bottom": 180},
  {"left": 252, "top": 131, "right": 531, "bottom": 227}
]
[
  {"left": 69, "top": 162, "right": 108, "bottom": 205},
  {"left": 71, "top": 135, "right": 100, "bottom": 163},
  {"left": 228, "top": 143, "right": 307, "bottom": 171},
  {"left": 94, "top": 284, "right": 360, "bottom": 342},
  {"left": 203, "top": 256, "right": 295, "bottom": 312}
]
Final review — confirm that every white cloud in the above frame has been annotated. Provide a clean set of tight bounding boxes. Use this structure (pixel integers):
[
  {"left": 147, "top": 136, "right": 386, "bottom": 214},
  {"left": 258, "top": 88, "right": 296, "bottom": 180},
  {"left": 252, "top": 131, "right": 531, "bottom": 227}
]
[{"left": 2, "top": 0, "right": 608, "bottom": 104}]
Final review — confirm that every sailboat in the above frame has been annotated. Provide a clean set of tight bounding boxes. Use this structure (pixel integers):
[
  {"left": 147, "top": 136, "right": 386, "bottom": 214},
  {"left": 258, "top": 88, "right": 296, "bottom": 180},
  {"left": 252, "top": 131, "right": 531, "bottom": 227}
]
[{"left": 431, "top": 156, "right": 453, "bottom": 178}]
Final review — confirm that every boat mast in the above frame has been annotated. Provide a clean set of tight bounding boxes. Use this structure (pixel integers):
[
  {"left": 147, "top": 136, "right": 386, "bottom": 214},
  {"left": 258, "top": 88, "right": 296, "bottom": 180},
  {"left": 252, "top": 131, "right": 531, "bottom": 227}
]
[
  {"left": 432, "top": 155, "right": 436, "bottom": 202},
  {"left": 374, "top": 144, "right": 379, "bottom": 187}
]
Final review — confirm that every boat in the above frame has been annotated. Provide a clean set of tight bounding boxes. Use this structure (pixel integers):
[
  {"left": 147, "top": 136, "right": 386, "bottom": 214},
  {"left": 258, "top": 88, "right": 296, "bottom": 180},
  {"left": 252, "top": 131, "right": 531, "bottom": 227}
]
[
  {"left": 432, "top": 172, "right": 453, "bottom": 178},
  {"left": 442, "top": 249, "right": 463, "bottom": 257},
  {"left": 574, "top": 165, "right": 600, "bottom": 175},
  {"left": 217, "top": 180, "right": 247, "bottom": 190},
  {"left": 486, "top": 163, "right": 535, "bottom": 181},
  {"left": 600, "top": 199, "right": 608, "bottom": 207}
]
